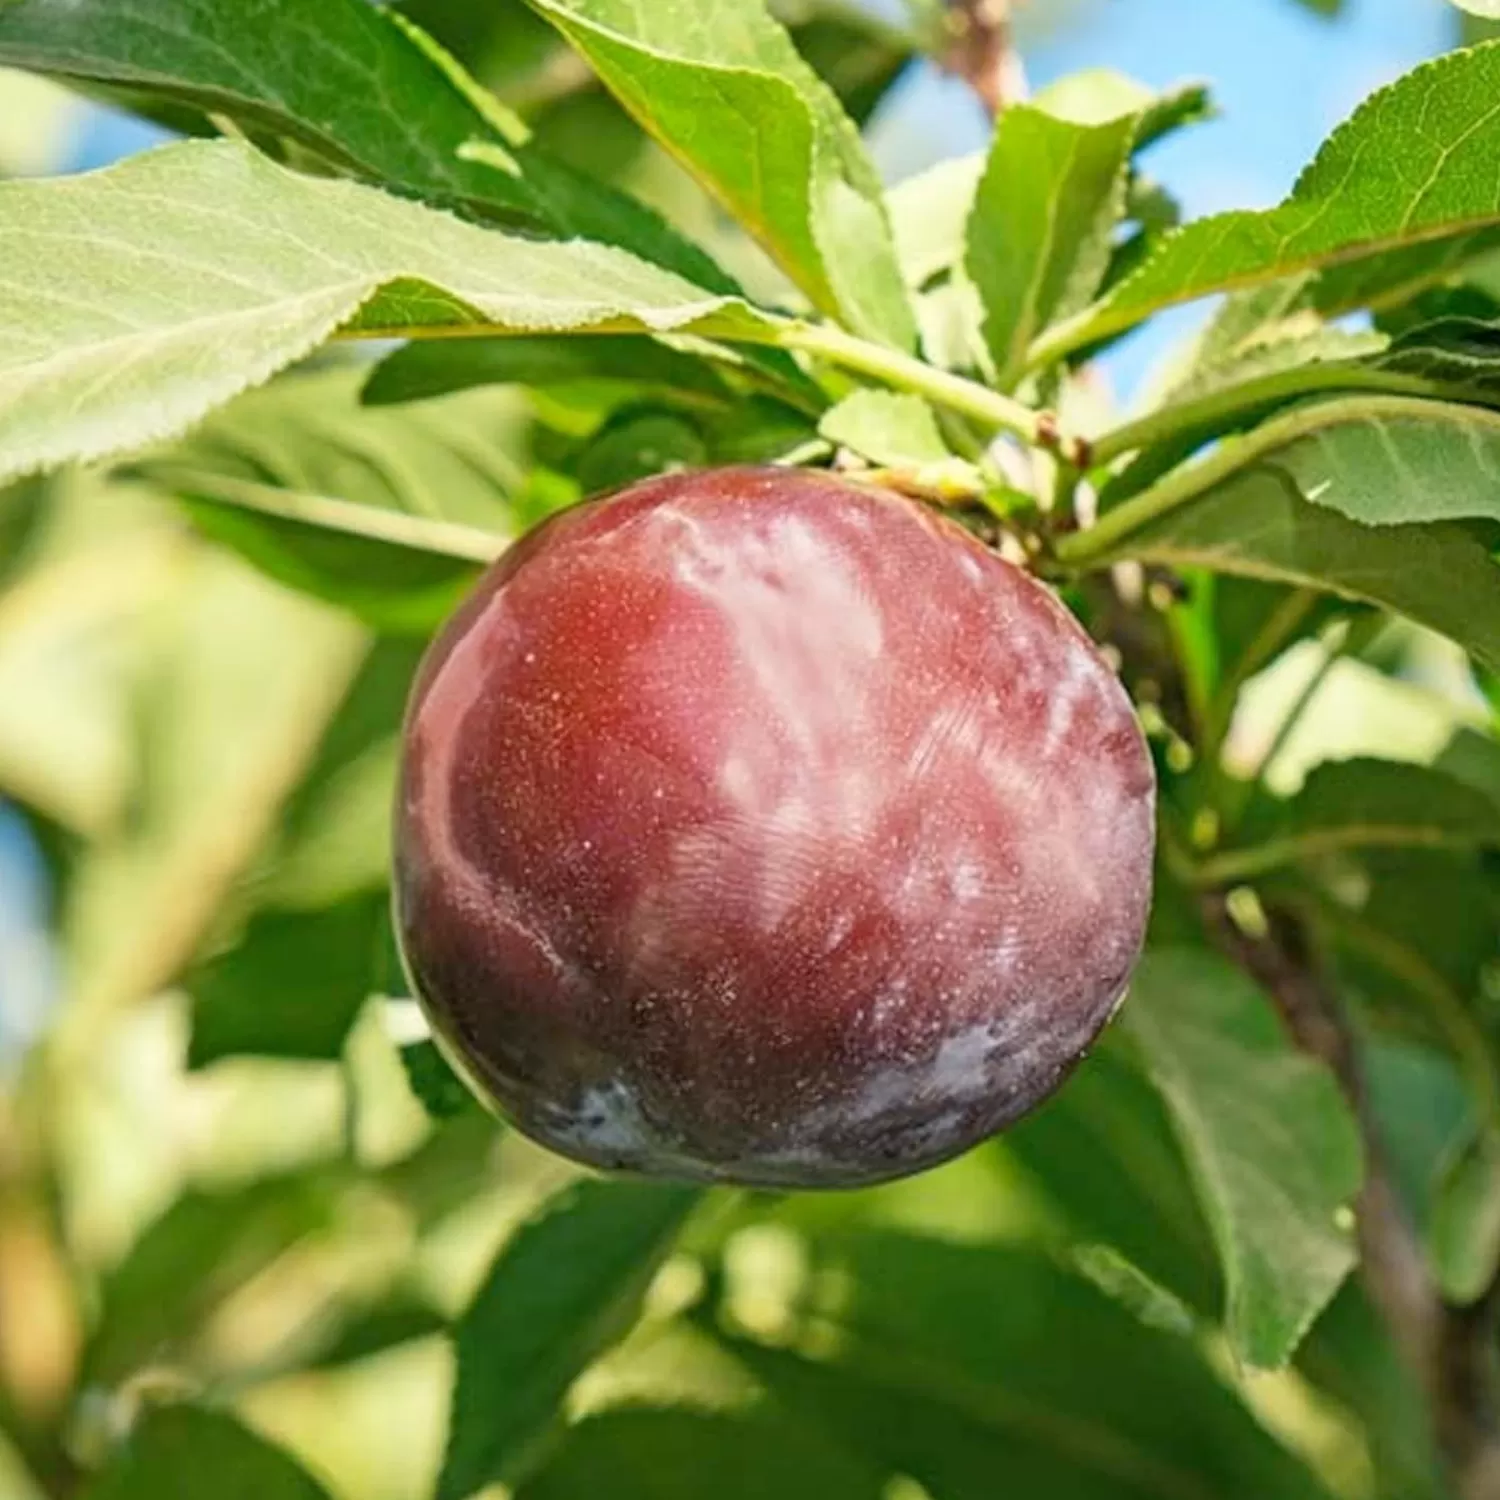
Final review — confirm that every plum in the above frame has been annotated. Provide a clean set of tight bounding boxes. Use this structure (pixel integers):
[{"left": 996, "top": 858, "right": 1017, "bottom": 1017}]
[{"left": 394, "top": 465, "right": 1155, "bottom": 1188}]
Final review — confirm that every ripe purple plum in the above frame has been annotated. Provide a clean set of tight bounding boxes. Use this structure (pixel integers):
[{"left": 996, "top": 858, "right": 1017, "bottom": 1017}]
[{"left": 395, "top": 466, "right": 1155, "bottom": 1187}]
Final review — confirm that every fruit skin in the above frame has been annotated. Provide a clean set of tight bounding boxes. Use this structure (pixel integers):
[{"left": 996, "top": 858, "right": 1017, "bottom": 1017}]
[{"left": 395, "top": 466, "right": 1155, "bottom": 1188}]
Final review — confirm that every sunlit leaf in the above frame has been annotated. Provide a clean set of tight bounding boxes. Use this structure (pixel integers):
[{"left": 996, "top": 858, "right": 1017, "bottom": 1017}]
[
  {"left": 439, "top": 1180, "right": 703, "bottom": 1500},
  {"left": 965, "top": 92, "right": 1143, "bottom": 382},
  {"left": 887, "top": 154, "right": 984, "bottom": 290},
  {"left": 1040, "top": 44, "right": 1500, "bottom": 360},
  {"left": 522, "top": 0, "right": 915, "bottom": 348},
  {"left": 818, "top": 391, "right": 953, "bottom": 468},
  {"left": 0, "top": 139, "right": 775, "bottom": 491}
]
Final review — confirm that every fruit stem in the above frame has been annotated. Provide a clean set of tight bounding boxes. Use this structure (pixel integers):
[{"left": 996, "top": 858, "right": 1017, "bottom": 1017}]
[{"left": 777, "top": 322, "right": 1072, "bottom": 457}]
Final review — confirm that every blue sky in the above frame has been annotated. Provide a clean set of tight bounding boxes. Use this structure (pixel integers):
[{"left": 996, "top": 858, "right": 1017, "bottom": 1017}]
[{"left": 0, "top": 0, "right": 1467, "bottom": 1037}]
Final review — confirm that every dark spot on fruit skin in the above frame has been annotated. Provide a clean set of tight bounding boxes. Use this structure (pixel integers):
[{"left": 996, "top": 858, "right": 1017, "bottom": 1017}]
[{"left": 395, "top": 466, "right": 1156, "bottom": 1189}]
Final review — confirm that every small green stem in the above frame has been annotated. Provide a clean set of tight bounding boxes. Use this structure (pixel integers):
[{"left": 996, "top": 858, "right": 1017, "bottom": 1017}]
[
  {"left": 1090, "top": 365, "right": 1475, "bottom": 467},
  {"left": 777, "top": 322, "right": 1057, "bottom": 452},
  {"left": 1056, "top": 393, "right": 1479, "bottom": 570},
  {"left": 1049, "top": 456, "right": 1081, "bottom": 522}
]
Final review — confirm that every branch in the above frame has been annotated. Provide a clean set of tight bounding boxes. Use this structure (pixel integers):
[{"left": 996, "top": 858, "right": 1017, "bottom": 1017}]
[
  {"left": 1202, "top": 895, "right": 1500, "bottom": 1500},
  {"left": 943, "top": 0, "right": 1026, "bottom": 116}
]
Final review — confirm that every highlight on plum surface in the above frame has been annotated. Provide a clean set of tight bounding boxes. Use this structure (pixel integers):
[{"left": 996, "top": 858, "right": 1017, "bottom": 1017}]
[{"left": 394, "top": 465, "right": 1156, "bottom": 1188}]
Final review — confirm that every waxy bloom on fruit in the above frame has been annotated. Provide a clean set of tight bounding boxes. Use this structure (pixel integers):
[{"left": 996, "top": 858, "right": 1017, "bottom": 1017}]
[{"left": 395, "top": 466, "right": 1155, "bottom": 1187}]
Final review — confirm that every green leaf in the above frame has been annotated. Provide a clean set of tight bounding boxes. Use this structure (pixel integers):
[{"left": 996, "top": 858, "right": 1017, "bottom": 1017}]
[
  {"left": 261, "top": 638, "right": 424, "bottom": 911},
  {"left": 0, "top": 471, "right": 166, "bottom": 836},
  {"left": 1164, "top": 329, "right": 1387, "bottom": 411},
  {"left": 720, "top": 1233, "right": 1333, "bottom": 1500},
  {"left": 60, "top": 550, "right": 367, "bottom": 1020},
  {"left": 187, "top": 895, "right": 387, "bottom": 1068},
  {"left": 522, "top": 0, "right": 916, "bottom": 349},
  {"left": 305, "top": 1295, "right": 449, "bottom": 1371},
  {"left": 1002, "top": 1032, "right": 1221, "bottom": 1317},
  {"left": 1109, "top": 467, "right": 1500, "bottom": 675},
  {"left": 399, "top": 1040, "right": 481, "bottom": 1121},
  {"left": 1460, "top": 8, "right": 1500, "bottom": 43},
  {"left": 701, "top": 396, "right": 821, "bottom": 466},
  {"left": 1134, "top": 79, "right": 1215, "bottom": 150},
  {"left": 1238, "top": 397, "right": 1500, "bottom": 527},
  {"left": 134, "top": 365, "right": 525, "bottom": 633},
  {"left": 1124, "top": 949, "right": 1363, "bottom": 1368},
  {"left": 0, "top": 139, "right": 775, "bottom": 492},
  {"left": 439, "top": 1180, "right": 703, "bottom": 1500},
  {"left": 519, "top": 1408, "right": 884, "bottom": 1500},
  {"left": 1366, "top": 1041, "right": 1477, "bottom": 1237},
  {"left": 1436, "top": 723, "right": 1500, "bottom": 809},
  {"left": 818, "top": 391, "right": 954, "bottom": 467},
  {"left": 0, "top": 475, "right": 48, "bottom": 590},
  {"left": 1207, "top": 758, "right": 1500, "bottom": 882},
  {"left": 1297, "top": 759, "right": 1500, "bottom": 844},
  {"left": 1040, "top": 43, "right": 1500, "bottom": 361},
  {"left": 885, "top": 78, "right": 1204, "bottom": 301},
  {"left": 165, "top": 480, "right": 498, "bottom": 633},
  {"left": 1185, "top": 277, "right": 1320, "bottom": 372},
  {"left": 886, "top": 153, "right": 985, "bottom": 290},
  {"left": 86, "top": 1173, "right": 341, "bottom": 1384},
  {"left": 85, "top": 1405, "right": 333, "bottom": 1500},
  {"left": 965, "top": 93, "right": 1143, "bottom": 383},
  {"left": 0, "top": 0, "right": 729, "bottom": 289},
  {"left": 1110, "top": 318, "right": 1500, "bottom": 470},
  {"left": 363, "top": 335, "right": 737, "bottom": 410},
  {"left": 572, "top": 409, "right": 709, "bottom": 494},
  {"left": 1309, "top": 847, "right": 1499, "bottom": 1068},
  {"left": 1033, "top": 72, "right": 1211, "bottom": 146},
  {"left": 392, "top": 0, "right": 561, "bottom": 95},
  {"left": 1430, "top": 1129, "right": 1500, "bottom": 1302},
  {"left": 366, "top": 330, "right": 824, "bottom": 418},
  {"left": 0, "top": 0, "right": 542, "bottom": 211},
  {"left": 1378, "top": 315, "right": 1500, "bottom": 399}
]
